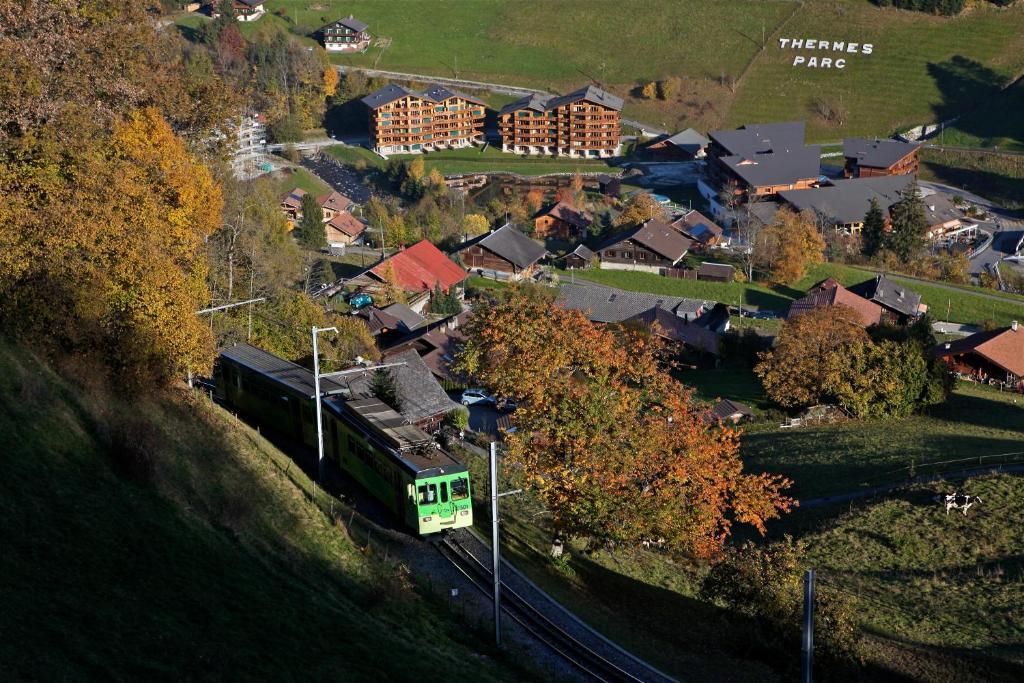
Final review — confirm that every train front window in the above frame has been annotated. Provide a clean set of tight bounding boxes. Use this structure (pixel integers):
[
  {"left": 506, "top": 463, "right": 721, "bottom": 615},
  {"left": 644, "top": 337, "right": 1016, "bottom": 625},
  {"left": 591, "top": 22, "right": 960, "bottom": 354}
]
[
  {"left": 417, "top": 484, "right": 437, "bottom": 505},
  {"left": 450, "top": 478, "right": 469, "bottom": 501}
]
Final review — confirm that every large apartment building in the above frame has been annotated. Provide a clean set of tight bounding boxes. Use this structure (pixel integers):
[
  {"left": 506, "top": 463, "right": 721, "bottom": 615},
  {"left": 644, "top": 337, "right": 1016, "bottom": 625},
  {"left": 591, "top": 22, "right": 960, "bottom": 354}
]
[
  {"left": 498, "top": 85, "right": 622, "bottom": 158},
  {"left": 362, "top": 84, "right": 485, "bottom": 155}
]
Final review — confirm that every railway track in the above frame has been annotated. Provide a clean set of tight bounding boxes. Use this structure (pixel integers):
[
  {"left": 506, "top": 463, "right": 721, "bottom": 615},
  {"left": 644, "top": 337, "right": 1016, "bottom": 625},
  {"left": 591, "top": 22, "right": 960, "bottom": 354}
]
[{"left": 437, "top": 532, "right": 660, "bottom": 683}]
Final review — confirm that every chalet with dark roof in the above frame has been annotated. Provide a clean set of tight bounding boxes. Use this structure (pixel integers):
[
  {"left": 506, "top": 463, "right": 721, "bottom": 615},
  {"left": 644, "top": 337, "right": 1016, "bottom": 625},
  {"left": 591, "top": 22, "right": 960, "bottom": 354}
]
[
  {"left": 670, "top": 209, "right": 724, "bottom": 248},
  {"left": 564, "top": 244, "right": 595, "bottom": 270},
  {"left": 597, "top": 219, "right": 692, "bottom": 273},
  {"left": 556, "top": 283, "right": 712, "bottom": 324},
  {"left": 318, "top": 15, "right": 370, "bottom": 52},
  {"left": 456, "top": 224, "right": 548, "bottom": 281},
  {"left": 847, "top": 275, "right": 926, "bottom": 324},
  {"left": 624, "top": 306, "right": 720, "bottom": 357},
  {"left": 935, "top": 322, "right": 1023, "bottom": 391},
  {"left": 843, "top": 138, "right": 920, "bottom": 179},
  {"left": 644, "top": 128, "right": 709, "bottom": 160},
  {"left": 534, "top": 201, "right": 591, "bottom": 241},
  {"left": 708, "top": 399, "right": 756, "bottom": 424}
]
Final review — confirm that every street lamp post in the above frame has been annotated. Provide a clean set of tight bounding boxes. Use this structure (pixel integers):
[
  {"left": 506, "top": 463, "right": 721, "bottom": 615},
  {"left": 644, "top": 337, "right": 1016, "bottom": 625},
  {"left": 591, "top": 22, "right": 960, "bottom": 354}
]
[{"left": 311, "top": 325, "right": 338, "bottom": 483}]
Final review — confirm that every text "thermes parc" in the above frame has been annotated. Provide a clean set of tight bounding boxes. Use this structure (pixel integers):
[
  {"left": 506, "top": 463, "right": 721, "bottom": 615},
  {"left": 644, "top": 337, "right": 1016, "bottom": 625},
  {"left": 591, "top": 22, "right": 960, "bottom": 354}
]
[{"left": 779, "top": 38, "right": 874, "bottom": 69}]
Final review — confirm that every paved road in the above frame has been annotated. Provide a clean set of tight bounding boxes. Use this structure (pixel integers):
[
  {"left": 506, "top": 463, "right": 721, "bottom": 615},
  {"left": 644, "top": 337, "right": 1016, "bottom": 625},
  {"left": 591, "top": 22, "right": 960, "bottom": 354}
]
[{"left": 334, "top": 65, "right": 669, "bottom": 136}]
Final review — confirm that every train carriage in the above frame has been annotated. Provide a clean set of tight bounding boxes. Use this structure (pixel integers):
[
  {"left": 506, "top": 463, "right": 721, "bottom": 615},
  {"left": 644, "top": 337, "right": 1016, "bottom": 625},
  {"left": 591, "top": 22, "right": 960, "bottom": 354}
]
[{"left": 216, "top": 344, "right": 472, "bottom": 535}]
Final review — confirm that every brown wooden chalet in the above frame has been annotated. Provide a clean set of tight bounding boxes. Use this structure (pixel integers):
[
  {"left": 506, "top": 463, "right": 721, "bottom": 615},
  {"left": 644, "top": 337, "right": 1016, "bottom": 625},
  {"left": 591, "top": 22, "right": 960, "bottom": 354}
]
[
  {"left": 231, "top": 0, "right": 264, "bottom": 21},
  {"left": 534, "top": 201, "right": 591, "bottom": 240},
  {"left": 787, "top": 277, "right": 883, "bottom": 328},
  {"left": 847, "top": 274, "right": 925, "bottom": 325},
  {"left": 564, "top": 244, "right": 595, "bottom": 269},
  {"left": 317, "top": 191, "right": 354, "bottom": 221},
  {"left": 935, "top": 322, "right": 1023, "bottom": 391},
  {"left": 708, "top": 399, "right": 756, "bottom": 424},
  {"left": 498, "top": 85, "right": 622, "bottom": 158},
  {"left": 843, "top": 138, "right": 920, "bottom": 179},
  {"left": 643, "top": 128, "right": 710, "bottom": 160},
  {"left": 362, "top": 84, "right": 485, "bottom": 155},
  {"left": 598, "top": 219, "right": 692, "bottom": 274},
  {"left": 279, "top": 187, "right": 307, "bottom": 223},
  {"left": 456, "top": 224, "right": 547, "bottom": 281},
  {"left": 319, "top": 15, "right": 370, "bottom": 53}
]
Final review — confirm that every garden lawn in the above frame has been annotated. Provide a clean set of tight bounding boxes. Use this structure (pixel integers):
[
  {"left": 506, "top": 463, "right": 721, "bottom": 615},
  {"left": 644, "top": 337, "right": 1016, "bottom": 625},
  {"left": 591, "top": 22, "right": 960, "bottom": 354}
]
[
  {"left": 741, "top": 382, "right": 1024, "bottom": 500},
  {"left": 730, "top": 0, "right": 1024, "bottom": 141},
  {"left": 677, "top": 368, "right": 769, "bottom": 410},
  {"left": 265, "top": 166, "right": 332, "bottom": 197}
]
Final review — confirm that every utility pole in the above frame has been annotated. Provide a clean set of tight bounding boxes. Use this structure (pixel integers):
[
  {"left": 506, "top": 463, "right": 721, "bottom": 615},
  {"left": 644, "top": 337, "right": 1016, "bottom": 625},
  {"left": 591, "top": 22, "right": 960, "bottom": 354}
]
[
  {"left": 312, "top": 325, "right": 338, "bottom": 483},
  {"left": 802, "top": 569, "right": 816, "bottom": 683},
  {"left": 490, "top": 441, "right": 501, "bottom": 646},
  {"left": 488, "top": 441, "right": 522, "bottom": 648}
]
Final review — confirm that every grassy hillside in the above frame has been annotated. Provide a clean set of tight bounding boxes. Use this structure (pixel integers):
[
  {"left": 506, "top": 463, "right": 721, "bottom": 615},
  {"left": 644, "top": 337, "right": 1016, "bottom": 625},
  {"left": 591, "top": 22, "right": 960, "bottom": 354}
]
[
  {"left": 942, "top": 78, "right": 1024, "bottom": 152},
  {"left": 262, "top": 0, "right": 1024, "bottom": 143},
  {"left": 0, "top": 343, "right": 521, "bottom": 681}
]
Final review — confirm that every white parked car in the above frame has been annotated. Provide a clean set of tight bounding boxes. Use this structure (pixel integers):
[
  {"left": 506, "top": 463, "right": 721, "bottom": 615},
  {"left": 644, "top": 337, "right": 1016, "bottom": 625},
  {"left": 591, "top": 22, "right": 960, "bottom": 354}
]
[{"left": 461, "top": 389, "right": 495, "bottom": 406}]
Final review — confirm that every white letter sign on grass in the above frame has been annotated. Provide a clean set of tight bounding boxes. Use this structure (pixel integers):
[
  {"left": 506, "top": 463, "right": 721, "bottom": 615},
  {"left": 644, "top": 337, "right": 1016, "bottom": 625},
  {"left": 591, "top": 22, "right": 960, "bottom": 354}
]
[{"left": 780, "top": 37, "right": 873, "bottom": 69}]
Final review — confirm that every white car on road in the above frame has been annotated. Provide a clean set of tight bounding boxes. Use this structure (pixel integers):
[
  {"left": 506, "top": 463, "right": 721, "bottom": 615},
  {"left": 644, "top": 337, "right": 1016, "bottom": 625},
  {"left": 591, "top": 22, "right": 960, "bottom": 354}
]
[{"left": 461, "top": 389, "right": 495, "bottom": 406}]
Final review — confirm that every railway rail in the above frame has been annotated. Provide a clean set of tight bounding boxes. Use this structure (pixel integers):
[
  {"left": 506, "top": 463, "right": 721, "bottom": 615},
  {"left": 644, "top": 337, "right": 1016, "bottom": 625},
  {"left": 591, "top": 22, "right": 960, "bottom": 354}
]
[{"left": 437, "top": 531, "right": 670, "bottom": 683}]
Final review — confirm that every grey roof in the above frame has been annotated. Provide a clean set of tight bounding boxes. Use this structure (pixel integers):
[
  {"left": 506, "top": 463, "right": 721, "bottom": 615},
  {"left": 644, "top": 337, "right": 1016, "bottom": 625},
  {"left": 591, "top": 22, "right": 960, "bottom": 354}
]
[
  {"left": 422, "top": 85, "right": 485, "bottom": 106},
  {"left": 922, "top": 191, "right": 962, "bottom": 227},
  {"left": 710, "top": 122, "right": 806, "bottom": 158},
  {"left": 382, "top": 302, "right": 426, "bottom": 332},
  {"left": 568, "top": 244, "right": 594, "bottom": 260},
  {"left": 355, "top": 306, "right": 403, "bottom": 336},
  {"left": 843, "top": 138, "right": 919, "bottom": 169},
  {"left": 337, "top": 15, "right": 368, "bottom": 32},
  {"left": 710, "top": 399, "right": 755, "bottom": 421},
  {"left": 665, "top": 128, "right": 710, "bottom": 151},
  {"left": 362, "top": 83, "right": 483, "bottom": 110},
  {"left": 721, "top": 146, "right": 821, "bottom": 188},
  {"left": 219, "top": 344, "right": 348, "bottom": 400},
  {"left": 747, "top": 200, "right": 781, "bottom": 226},
  {"left": 461, "top": 224, "right": 547, "bottom": 269},
  {"left": 556, "top": 283, "right": 711, "bottom": 323},
  {"left": 361, "top": 84, "right": 420, "bottom": 109},
  {"left": 847, "top": 274, "right": 923, "bottom": 318},
  {"left": 603, "top": 219, "right": 692, "bottom": 262},
  {"left": 499, "top": 84, "right": 623, "bottom": 115},
  {"left": 344, "top": 349, "right": 460, "bottom": 426},
  {"left": 778, "top": 175, "right": 914, "bottom": 224}
]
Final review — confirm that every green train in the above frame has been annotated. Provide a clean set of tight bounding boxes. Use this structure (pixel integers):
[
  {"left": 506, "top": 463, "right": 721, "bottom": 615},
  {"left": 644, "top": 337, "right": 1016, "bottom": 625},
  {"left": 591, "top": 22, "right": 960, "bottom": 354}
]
[{"left": 216, "top": 344, "right": 472, "bottom": 535}]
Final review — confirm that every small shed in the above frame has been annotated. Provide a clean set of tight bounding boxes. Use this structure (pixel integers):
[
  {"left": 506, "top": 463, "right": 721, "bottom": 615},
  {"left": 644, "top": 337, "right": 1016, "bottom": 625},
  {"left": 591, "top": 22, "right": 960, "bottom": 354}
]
[
  {"left": 709, "top": 399, "right": 755, "bottom": 424},
  {"left": 598, "top": 174, "right": 621, "bottom": 198},
  {"left": 697, "top": 262, "right": 735, "bottom": 283},
  {"left": 564, "top": 244, "right": 595, "bottom": 270}
]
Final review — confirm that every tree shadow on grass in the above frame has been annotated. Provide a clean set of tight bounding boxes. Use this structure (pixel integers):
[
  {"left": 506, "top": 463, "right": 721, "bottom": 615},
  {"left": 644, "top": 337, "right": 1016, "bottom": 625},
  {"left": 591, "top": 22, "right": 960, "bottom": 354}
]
[{"left": 744, "top": 288, "right": 793, "bottom": 312}]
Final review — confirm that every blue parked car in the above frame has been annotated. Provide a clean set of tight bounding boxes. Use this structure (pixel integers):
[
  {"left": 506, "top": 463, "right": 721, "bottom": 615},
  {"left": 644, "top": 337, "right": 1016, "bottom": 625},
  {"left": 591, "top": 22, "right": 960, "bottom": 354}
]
[{"left": 348, "top": 292, "right": 373, "bottom": 310}]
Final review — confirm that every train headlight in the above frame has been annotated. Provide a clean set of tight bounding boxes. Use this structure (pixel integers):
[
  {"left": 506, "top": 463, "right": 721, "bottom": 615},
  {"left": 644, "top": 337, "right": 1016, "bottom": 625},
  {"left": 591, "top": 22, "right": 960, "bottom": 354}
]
[
  {"left": 459, "top": 510, "right": 470, "bottom": 516},
  {"left": 422, "top": 516, "right": 432, "bottom": 523}
]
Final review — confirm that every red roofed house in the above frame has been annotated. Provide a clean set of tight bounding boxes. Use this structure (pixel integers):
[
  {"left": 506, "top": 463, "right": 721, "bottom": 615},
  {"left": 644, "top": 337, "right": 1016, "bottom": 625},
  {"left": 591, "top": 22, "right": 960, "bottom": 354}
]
[
  {"left": 787, "top": 277, "right": 883, "bottom": 327},
  {"left": 369, "top": 239, "right": 467, "bottom": 295},
  {"left": 534, "top": 201, "right": 592, "bottom": 241},
  {"left": 935, "top": 321, "right": 1024, "bottom": 391}
]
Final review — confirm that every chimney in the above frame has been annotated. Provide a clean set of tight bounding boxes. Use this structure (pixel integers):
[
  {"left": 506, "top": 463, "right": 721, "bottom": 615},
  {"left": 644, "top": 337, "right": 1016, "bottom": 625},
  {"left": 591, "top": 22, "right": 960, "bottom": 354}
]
[{"left": 1013, "top": 320, "right": 1019, "bottom": 331}]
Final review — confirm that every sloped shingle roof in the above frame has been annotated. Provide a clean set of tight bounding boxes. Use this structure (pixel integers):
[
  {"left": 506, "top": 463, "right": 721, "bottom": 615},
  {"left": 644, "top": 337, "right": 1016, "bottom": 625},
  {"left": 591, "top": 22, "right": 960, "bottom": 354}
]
[
  {"left": 604, "top": 219, "right": 693, "bottom": 262},
  {"left": 462, "top": 224, "right": 547, "bottom": 270},
  {"left": 935, "top": 325, "right": 1024, "bottom": 377},
  {"left": 625, "top": 306, "right": 719, "bottom": 354},
  {"left": 843, "top": 138, "right": 919, "bottom": 169},
  {"left": 556, "top": 283, "right": 710, "bottom": 323},
  {"left": 346, "top": 350, "right": 460, "bottom": 425},
  {"left": 787, "top": 278, "right": 883, "bottom": 327},
  {"left": 370, "top": 240, "right": 467, "bottom": 293},
  {"left": 847, "top": 274, "right": 923, "bottom": 318}
]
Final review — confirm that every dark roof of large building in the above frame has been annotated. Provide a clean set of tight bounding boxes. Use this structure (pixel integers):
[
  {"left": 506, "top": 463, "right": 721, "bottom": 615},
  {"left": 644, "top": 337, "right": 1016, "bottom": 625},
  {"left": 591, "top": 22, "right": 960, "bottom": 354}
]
[
  {"left": 556, "top": 283, "right": 710, "bottom": 323},
  {"left": 336, "top": 15, "right": 368, "bottom": 32},
  {"left": 459, "top": 224, "right": 547, "bottom": 269},
  {"left": 778, "top": 175, "right": 913, "bottom": 224},
  {"left": 787, "top": 278, "right": 883, "bottom": 327},
  {"left": 362, "top": 83, "right": 483, "bottom": 110},
  {"left": 499, "top": 85, "right": 623, "bottom": 115},
  {"left": 843, "top": 137, "right": 920, "bottom": 169},
  {"left": 219, "top": 344, "right": 348, "bottom": 400},
  {"left": 603, "top": 219, "right": 693, "bottom": 262},
  {"left": 343, "top": 350, "right": 460, "bottom": 426},
  {"left": 625, "top": 306, "right": 719, "bottom": 354},
  {"left": 721, "top": 146, "right": 822, "bottom": 189},
  {"left": 934, "top": 324, "right": 1024, "bottom": 376},
  {"left": 847, "top": 275, "right": 923, "bottom": 318},
  {"left": 664, "top": 128, "right": 710, "bottom": 151},
  {"left": 709, "top": 122, "right": 806, "bottom": 158}
]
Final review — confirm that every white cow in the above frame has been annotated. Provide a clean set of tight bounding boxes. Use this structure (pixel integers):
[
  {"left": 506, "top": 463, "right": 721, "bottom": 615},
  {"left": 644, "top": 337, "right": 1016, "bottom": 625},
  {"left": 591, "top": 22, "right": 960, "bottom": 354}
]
[{"left": 943, "top": 492, "right": 981, "bottom": 516}]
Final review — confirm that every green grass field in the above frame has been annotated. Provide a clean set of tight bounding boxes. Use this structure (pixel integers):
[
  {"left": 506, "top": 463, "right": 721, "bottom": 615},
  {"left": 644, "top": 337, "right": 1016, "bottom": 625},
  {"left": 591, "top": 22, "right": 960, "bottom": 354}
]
[
  {"left": 941, "top": 79, "right": 1024, "bottom": 152},
  {"left": 802, "top": 473, "right": 1024, "bottom": 679},
  {"left": 260, "top": 0, "right": 1024, "bottom": 145},
  {"left": 0, "top": 343, "right": 521, "bottom": 680},
  {"left": 267, "top": 166, "right": 333, "bottom": 197},
  {"left": 565, "top": 262, "right": 1024, "bottom": 327},
  {"left": 919, "top": 147, "right": 1024, "bottom": 209},
  {"left": 678, "top": 368, "right": 770, "bottom": 409}
]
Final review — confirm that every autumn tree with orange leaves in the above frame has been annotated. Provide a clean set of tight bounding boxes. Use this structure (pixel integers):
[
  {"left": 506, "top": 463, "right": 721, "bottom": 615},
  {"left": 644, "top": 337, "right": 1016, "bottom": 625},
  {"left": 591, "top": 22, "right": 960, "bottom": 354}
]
[{"left": 456, "top": 295, "right": 794, "bottom": 557}]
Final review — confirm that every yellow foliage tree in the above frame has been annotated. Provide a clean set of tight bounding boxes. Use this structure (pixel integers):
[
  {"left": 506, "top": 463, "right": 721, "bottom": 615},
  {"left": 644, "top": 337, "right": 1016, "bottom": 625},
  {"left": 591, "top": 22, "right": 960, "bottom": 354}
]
[
  {"left": 461, "top": 213, "right": 490, "bottom": 238},
  {"left": 757, "top": 207, "right": 826, "bottom": 284}
]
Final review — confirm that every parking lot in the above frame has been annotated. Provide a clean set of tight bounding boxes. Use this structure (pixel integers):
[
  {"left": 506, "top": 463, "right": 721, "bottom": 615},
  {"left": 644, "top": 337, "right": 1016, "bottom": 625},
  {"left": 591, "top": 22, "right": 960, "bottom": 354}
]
[{"left": 300, "top": 153, "right": 374, "bottom": 204}]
